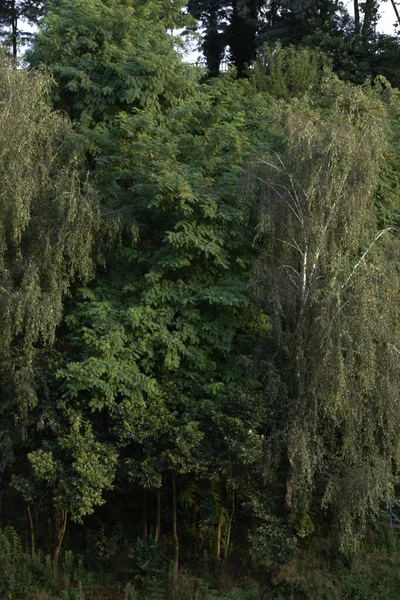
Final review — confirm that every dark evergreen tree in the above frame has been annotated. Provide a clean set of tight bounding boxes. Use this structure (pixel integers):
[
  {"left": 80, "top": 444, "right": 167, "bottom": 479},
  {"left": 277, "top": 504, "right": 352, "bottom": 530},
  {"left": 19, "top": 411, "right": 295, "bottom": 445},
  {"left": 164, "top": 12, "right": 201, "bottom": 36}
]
[
  {"left": 261, "top": 0, "right": 349, "bottom": 46},
  {"left": 228, "top": 0, "right": 262, "bottom": 75},
  {"left": 0, "top": 0, "right": 45, "bottom": 59},
  {"left": 188, "top": 0, "right": 350, "bottom": 77},
  {"left": 187, "top": 0, "right": 227, "bottom": 76}
]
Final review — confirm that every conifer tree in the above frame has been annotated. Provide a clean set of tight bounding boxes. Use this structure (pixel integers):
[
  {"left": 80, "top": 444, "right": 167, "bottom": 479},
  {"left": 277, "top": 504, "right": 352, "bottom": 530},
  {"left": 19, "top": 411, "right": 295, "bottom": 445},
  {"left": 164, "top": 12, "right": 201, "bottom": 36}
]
[
  {"left": 187, "top": 0, "right": 227, "bottom": 76},
  {"left": 0, "top": 0, "right": 45, "bottom": 59}
]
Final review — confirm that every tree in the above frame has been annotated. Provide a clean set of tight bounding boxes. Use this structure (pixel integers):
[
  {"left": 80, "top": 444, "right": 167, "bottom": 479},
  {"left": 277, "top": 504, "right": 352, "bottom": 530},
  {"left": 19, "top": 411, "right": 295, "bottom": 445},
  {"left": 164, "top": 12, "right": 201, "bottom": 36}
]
[
  {"left": 28, "top": 0, "right": 192, "bottom": 125},
  {"left": 52, "top": 72, "right": 274, "bottom": 572},
  {"left": 26, "top": 0, "right": 277, "bottom": 576},
  {"left": 27, "top": 419, "right": 117, "bottom": 563},
  {"left": 260, "top": 0, "right": 351, "bottom": 47},
  {"left": 228, "top": 0, "right": 262, "bottom": 75},
  {"left": 253, "top": 58, "right": 400, "bottom": 551},
  {"left": 387, "top": 0, "right": 400, "bottom": 29},
  {"left": 0, "top": 57, "right": 98, "bottom": 482},
  {"left": 0, "top": 0, "right": 46, "bottom": 60},
  {"left": 188, "top": 0, "right": 350, "bottom": 77},
  {"left": 187, "top": 0, "right": 227, "bottom": 76}
]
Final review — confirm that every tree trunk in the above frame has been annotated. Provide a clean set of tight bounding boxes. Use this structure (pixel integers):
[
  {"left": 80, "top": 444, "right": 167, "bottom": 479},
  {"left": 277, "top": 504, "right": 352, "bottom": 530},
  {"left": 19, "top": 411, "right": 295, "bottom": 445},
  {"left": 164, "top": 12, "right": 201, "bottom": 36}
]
[
  {"left": 203, "top": 7, "right": 225, "bottom": 77},
  {"left": 142, "top": 488, "right": 148, "bottom": 539},
  {"left": 11, "top": 0, "right": 17, "bottom": 61},
  {"left": 27, "top": 504, "right": 35, "bottom": 556},
  {"left": 54, "top": 510, "right": 67, "bottom": 565},
  {"left": 389, "top": 0, "right": 400, "bottom": 27},
  {"left": 155, "top": 489, "right": 161, "bottom": 543},
  {"left": 228, "top": 0, "right": 259, "bottom": 76},
  {"left": 285, "top": 463, "right": 294, "bottom": 511},
  {"left": 361, "top": 0, "right": 376, "bottom": 42},
  {"left": 223, "top": 489, "right": 235, "bottom": 566},
  {"left": 354, "top": 0, "right": 360, "bottom": 33},
  {"left": 216, "top": 501, "right": 223, "bottom": 562},
  {"left": 192, "top": 499, "right": 200, "bottom": 556},
  {"left": 172, "top": 474, "right": 179, "bottom": 595}
]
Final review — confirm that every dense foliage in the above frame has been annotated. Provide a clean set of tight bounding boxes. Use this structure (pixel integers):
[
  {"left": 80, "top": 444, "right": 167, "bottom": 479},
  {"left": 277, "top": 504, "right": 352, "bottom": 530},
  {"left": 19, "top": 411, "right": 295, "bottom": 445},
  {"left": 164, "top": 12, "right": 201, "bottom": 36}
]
[
  {"left": 1, "top": 0, "right": 400, "bottom": 598},
  {"left": 0, "top": 60, "right": 98, "bottom": 491}
]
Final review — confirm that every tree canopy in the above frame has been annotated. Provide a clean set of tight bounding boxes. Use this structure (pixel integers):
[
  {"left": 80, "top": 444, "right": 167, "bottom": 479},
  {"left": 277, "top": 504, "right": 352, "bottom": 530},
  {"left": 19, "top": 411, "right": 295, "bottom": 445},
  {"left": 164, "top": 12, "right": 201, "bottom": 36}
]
[{"left": 1, "top": 1, "right": 400, "bottom": 598}]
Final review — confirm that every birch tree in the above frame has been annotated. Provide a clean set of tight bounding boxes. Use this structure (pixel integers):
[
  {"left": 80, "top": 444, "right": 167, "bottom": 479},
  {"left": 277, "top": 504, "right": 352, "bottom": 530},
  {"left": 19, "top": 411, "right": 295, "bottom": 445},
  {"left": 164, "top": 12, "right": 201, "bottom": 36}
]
[{"left": 253, "top": 76, "right": 400, "bottom": 552}]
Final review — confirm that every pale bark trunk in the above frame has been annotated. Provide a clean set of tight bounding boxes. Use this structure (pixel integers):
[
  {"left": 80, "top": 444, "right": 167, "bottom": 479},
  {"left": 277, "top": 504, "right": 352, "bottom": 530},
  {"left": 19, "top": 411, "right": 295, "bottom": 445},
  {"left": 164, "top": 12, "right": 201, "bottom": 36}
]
[
  {"left": 285, "top": 466, "right": 293, "bottom": 511},
  {"left": 223, "top": 489, "right": 235, "bottom": 566},
  {"left": 27, "top": 504, "right": 35, "bottom": 556},
  {"left": 54, "top": 510, "right": 67, "bottom": 565},
  {"left": 216, "top": 501, "right": 223, "bottom": 562}
]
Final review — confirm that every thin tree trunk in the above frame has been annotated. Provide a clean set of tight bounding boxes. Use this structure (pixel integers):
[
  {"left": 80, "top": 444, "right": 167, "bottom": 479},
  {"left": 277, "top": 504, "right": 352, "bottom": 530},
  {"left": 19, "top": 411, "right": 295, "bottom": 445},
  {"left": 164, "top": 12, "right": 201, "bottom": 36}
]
[
  {"left": 27, "top": 504, "right": 35, "bottom": 556},
  {"left": 216, "top": 474, "right": 227, "bottom": 564},
  {"left": 11, "top": 0, "right": 17, "bottom": 61},
  {"left": 192, "top": 499, "right": 200, "bottom": 556},
  {"left": 216, "top": 501, "right": 223, "bottom": 562},
  {"left": 172, "top": 474, "right": 179, "bottom": 595},
  {"left": 354, "top": 0, "right": 360, "bottom": 33},
  {"left": 12, "top": 19, "right": 17, "bottom": 60},
  {"left": 361, "top": 0, "right": 375, "bottom": 41},
  {"left": 223, "top": 489, "right": 235, "bottom": 566},
  {"left": 155, "top": 489, "right": 161, "bottom": 543},
  {"left": 142, "top": 488, "right": 148, "bottom": 539},
  {"left": 54, "top": 510, "right": 67, "bottom": 565},
  {"left": 285, "top": 464, "right": 293, "bottom": 511},
  {"left": 389, "top": 0, "right": 400, "bottom": 28}
]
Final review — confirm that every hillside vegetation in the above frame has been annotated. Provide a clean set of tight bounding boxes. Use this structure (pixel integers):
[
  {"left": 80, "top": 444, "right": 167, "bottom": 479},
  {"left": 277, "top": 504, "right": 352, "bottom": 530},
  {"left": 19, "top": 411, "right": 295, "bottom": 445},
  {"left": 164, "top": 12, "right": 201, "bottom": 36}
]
[{"left": 1, "top": 1, "right": 400, "bottom": 598}]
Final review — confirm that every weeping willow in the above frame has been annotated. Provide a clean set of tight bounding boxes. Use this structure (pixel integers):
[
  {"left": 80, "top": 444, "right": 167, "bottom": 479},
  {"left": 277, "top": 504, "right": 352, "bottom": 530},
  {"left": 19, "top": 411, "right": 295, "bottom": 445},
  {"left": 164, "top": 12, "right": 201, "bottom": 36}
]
[
  {"left": 254, "top": 76, "right": 400, "bottom": 553},
  {"left": 0, "top": 59, "right": 99, "bottom": 450}
]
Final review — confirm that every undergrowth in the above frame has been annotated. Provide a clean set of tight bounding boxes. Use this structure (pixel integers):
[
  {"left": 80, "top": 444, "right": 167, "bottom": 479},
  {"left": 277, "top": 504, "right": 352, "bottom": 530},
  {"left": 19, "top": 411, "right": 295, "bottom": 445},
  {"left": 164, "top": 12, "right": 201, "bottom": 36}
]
[{"left": 2, "top": 527, "right": 400, "bottom": 599}]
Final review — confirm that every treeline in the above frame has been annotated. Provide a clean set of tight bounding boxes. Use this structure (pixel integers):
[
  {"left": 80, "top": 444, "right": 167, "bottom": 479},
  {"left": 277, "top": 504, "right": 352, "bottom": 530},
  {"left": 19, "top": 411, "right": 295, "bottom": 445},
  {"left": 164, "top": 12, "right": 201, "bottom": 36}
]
[
  {"left": 1, "top": 1, "right": 400, "bottom": 599},
  {"left": 2, "top": 0, "right": 400, "bottom": 83}
]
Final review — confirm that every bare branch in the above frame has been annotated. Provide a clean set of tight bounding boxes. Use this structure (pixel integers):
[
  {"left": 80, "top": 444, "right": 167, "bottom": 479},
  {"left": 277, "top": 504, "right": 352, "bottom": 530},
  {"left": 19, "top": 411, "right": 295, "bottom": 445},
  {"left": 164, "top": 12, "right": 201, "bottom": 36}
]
[
  {"left": 342, "top": 228, "right": 398, "bottom": 290},
  {"left": 276, "top": 238, "right": 304, "bottom": 256},
  {"left": 282, "top": 264, "right": 301, "bottom": 278},
  {"left": 255, "top": 158, "right": 287, "bottom": 175},
  {"left": 258, "top": 178, "right": 303, "bottom": 222}
]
